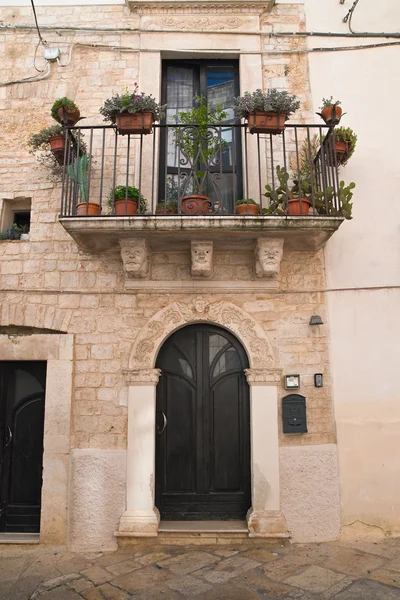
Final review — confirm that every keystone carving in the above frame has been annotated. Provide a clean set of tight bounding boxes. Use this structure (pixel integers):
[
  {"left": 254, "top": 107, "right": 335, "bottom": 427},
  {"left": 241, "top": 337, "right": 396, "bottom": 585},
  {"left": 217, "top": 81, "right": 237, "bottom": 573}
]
[
  {"left": 191, "top": 241, "right": 213, "bottom": 278},
  {"left": 254, "top": 237, "right": 284, "bottom": 279},
  {"left": 120, "top": 239, "right": 151, "bottom": 279}
]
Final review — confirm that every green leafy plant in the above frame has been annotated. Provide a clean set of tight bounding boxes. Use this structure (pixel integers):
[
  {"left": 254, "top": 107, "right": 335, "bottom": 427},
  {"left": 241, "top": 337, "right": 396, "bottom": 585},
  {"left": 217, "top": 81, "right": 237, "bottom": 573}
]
[
  {"left": 234, "top": 89, "right": 300, "bottom": 119},
  {"left": 67, "top": 154, "right": 89, "bottom": 203},
  {"left": 107, "top": 185, "right": 147, "bottom": 212},
  {"left": 236, "top": 198, "right": 259, "bottom": 206},
  {"left": 333, "top": 126, "right": 357, "bottom": 165},
  {"left": 0, "top": 232, "right": 7, "bottom": 240},
  {"left": 174, "top": 96, "right": 227, "bottom": 195},
  {"left": 319, "top": 97, "right": 341, "bottom": 110},
  {"left": 51, "top": 97, "right": 79, "bottom": 124},
  {"left": 100, "top": 83, "right": 165, "bottom": 123}
]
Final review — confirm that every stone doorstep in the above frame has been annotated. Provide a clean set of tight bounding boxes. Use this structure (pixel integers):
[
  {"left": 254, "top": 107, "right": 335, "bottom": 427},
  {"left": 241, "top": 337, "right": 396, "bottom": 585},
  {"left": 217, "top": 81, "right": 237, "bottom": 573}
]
[{"left": 115, "top": 521, "right": 291, "bottom": 546}]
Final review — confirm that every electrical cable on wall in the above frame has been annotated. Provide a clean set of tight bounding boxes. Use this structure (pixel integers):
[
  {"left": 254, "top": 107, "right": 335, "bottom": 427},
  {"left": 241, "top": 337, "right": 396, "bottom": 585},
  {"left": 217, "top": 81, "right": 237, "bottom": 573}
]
[{"left": 30, "top": 0, "right": 46, "bottom": 45}]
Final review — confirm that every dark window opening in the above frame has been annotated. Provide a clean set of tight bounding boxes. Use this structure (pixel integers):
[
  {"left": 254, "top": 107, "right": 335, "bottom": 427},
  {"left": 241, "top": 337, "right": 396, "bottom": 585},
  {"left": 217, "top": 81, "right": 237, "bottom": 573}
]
[{"left": 13, "top": 211, "right": 31, "bottom": 232}]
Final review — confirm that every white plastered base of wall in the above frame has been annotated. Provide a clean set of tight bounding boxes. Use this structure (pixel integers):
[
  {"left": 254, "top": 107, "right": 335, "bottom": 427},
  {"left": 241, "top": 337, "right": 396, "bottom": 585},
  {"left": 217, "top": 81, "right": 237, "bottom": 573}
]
[{"left": 280, "top": 444, "right": 341, "bottom": 542}]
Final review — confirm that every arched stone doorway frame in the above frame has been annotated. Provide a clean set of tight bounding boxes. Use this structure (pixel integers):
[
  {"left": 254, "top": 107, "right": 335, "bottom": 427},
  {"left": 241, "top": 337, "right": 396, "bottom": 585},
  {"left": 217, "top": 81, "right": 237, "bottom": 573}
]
[{"left": 120, "top": 297, "right": 286, "bottom": 538}]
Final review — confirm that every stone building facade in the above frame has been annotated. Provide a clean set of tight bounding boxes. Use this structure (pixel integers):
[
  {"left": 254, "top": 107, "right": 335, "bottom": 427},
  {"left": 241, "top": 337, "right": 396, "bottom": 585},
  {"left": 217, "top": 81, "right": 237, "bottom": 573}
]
[{"left": 0, "top": 0, "right": 347, "bottom": 551}]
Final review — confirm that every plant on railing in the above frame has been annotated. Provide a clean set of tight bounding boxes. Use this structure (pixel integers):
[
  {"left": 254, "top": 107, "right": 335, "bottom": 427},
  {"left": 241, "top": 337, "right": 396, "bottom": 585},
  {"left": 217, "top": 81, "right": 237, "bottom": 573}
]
[
  {"left": 317, "top": 96, "right": 342, "bottom": 125},
  {"left": 234, "top": 89, "right": 300, "bottom": 134},
  {"left": 100, "top": 84, "right": 165, "bottom": 134},
  {"left": 332, "top": 127, "right": 357, "bottom": 165},
  {"left": 51, "top": 97, "right": 81, "bottom": 125}
]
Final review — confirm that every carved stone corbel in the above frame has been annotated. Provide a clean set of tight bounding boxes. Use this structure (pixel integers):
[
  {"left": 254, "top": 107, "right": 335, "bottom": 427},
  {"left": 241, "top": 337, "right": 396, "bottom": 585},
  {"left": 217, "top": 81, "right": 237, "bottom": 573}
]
[
  {"left": 191, "top": 241, "right": 213, "bottom": 278},
  {"left": 254, "top": 237, "right": 284, "bottom": 279},
  {"left": 120, "top": 239, "right": 151, "bottom": 279}
]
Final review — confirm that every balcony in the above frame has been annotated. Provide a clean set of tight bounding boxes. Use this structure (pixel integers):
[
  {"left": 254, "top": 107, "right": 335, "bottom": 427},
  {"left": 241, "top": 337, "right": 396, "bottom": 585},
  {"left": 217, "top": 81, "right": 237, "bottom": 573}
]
[{"left": 59, "top": 123, "right": 344, "bottom": 254}]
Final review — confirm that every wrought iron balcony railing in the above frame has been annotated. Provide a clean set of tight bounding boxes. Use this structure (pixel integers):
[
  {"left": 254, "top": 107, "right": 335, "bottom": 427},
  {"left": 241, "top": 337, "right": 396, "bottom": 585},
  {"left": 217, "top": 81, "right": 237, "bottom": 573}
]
[{"left": 59, "top": 123, "right": 344, "bottom": 218}]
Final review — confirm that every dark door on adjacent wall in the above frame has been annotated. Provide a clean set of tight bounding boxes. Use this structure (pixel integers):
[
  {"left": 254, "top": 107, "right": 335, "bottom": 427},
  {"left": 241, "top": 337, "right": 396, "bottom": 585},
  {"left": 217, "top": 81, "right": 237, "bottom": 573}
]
[
  {"left": 0, "top": 362, "right": 46, "bottom": 533},
  {"left": 155, "top": 324, "right": 251, "bottom": 520}
]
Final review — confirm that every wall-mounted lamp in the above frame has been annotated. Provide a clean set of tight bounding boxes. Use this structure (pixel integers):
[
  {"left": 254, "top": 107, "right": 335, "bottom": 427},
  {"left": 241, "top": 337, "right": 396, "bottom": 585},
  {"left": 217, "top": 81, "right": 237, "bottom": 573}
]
[
  {"left": 284, "top": 374, "right": 300, "bottom": 390},
  {"left": 309, "top": 315, "right": 323, "bottom": 326}
]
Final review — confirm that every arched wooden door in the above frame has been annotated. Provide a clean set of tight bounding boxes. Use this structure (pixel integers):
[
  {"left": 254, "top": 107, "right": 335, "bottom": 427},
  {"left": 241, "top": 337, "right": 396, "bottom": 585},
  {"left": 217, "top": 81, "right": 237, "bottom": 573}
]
[{"left": 155, "top": 324, "right": 251, "bottom": 520}]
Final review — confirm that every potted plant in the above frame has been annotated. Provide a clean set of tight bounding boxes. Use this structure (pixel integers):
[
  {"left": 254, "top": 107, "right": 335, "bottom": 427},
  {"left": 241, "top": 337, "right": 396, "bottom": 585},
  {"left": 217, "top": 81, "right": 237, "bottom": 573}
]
[
  {"left": 51, "top": 97, "right": 81, "bottom": 125},
  {"left": 107, "top": 185, "right": 147, "bottom": 215},
  {"left": 6, "top": 223, "right": 23, "bottom": 240},
  {"left": 235, "top": 199, "right": 260, "bottom": 215},
  {"left": 317, "top": 97, "right": 342, "bottom": 125},
  {"left": 235, "top": 88, "right": 300, "bottom": 134},
  {"left": 155, "top": 200, "right": 178, "bottom": 215},
  {"left": 332, "top": 126, "right": 357, "bottom": 165},
  {"left": 263, "top": 165, "right": 312, "bottom": 215},
  {"left": 100, "top": 83, "right": 165, "bottom": 135},
  {"left": 67, "top": 154, "right": 99, "bottom": 216},
  {"left": 28, "top": 124, "right": 66, "bottom": 165},
  {"left": 174, "top": 96, "right": 227, "bottom": 215}
]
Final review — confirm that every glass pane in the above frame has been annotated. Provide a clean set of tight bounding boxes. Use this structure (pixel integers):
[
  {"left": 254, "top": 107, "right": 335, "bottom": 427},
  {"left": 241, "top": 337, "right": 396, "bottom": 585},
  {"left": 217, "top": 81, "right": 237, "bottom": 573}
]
[
  {"left": 209, "top": 334, "right": 227, "bottom": 364},
  {"left": 213, "top": 347, "right": 241, "bottom": 377},
  {"left": 166, "top": 67, "right": 194, "bottom": 170},
  {"left": 14, "top": 369, "right": 44, "bottom": 405},
  {"left": 178, "top": 358, "right": 194, "bottom": 379}
]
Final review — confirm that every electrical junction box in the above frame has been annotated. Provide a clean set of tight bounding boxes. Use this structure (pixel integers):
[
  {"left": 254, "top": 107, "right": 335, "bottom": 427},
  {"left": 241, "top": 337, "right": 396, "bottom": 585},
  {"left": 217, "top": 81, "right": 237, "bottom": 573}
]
[
  {"left": 44, "top": 47, "right": 60, "bottom": 61},
  {"left": 282, "top": 394, "right": 307, "bottom": 434}
]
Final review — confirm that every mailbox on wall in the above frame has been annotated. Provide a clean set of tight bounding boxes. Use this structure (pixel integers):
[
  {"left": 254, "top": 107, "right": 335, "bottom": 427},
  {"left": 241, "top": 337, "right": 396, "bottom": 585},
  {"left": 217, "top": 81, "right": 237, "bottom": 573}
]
[{"left": 282, "top": 394, "right": 307, "bottom": 434}]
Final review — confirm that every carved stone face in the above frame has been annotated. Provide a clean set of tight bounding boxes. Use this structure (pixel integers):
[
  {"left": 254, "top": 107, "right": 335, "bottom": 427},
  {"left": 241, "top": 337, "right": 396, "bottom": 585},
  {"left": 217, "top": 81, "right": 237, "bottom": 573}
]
[
  {"left": 255, "top": 238, "right": 284, "bottom": 278},
  {"left": 120, "top": 240, "right": 150, "bottom": 279},
  {"left": 191, "top": 241, "right": 213, "bottom": 278}
]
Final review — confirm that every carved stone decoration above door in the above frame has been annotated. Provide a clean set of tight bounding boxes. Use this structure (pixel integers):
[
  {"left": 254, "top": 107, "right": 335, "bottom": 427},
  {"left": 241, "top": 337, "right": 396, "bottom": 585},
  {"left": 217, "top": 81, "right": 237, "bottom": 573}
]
[
  {"left": 128, "top": 297, "right": 278, "bottom": 370},
  {"left": 126, "top": 1, "right": 276, "bottom": 16}
]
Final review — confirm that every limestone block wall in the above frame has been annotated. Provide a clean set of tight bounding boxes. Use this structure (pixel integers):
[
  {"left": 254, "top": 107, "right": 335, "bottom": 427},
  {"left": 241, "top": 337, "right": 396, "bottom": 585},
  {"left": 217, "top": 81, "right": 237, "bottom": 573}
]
[{"left": 0, "top": 2, "right": 340, "bottom": 546}]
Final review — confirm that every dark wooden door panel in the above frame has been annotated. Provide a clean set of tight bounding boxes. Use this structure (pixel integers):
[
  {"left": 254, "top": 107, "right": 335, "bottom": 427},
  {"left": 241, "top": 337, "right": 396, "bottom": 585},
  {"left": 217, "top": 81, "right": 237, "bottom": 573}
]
[
  {"left": 155, "top": 325, "right": 250, "bottom": 520},
  {"left": 0, "top": 362, "right": 46, "bottom": 533}
]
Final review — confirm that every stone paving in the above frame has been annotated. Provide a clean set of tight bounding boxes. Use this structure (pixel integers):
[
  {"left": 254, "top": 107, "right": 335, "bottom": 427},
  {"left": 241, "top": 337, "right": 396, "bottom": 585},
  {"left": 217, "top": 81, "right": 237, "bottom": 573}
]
[{"left": 1, "top": 537, "right": 400, "bottom": 600}]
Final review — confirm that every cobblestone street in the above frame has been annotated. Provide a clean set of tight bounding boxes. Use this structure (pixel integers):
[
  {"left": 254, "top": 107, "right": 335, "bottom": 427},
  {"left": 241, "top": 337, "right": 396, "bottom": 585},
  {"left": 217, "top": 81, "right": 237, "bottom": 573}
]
[{"left": 1, "top": 538, "right": 400, "bottom": 600}]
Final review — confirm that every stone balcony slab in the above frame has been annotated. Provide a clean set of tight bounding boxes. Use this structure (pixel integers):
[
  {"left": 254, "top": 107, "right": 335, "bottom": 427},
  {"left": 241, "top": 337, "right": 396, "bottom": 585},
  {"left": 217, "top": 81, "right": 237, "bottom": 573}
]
[{"left": 59, "top": 215, "right": 343, "bottom": 254}]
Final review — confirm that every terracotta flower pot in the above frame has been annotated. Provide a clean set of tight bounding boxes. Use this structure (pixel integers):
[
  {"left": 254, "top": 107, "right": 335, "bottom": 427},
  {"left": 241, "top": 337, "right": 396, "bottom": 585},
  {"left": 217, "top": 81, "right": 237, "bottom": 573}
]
[
  {"left": 49, "top": 135, "right": 65, "bottom": 153},
  {"left": 247, "top": 111, "right": 287, "bottom": 134},
  {"left": 235, "top": 203, "right": 260, "bottom": 215},
  {"left": 114, "top": 199, "right": 138, "bottom": 215},
  {"left": 321, "top": 105, "right": 342, "bottom": 125},
  {"left": 115, "top": 111, "right": 154, "bottom": 135},
  {"left": 57, "top": 106, "right": 80, "bottom": 125},
  {"left": 76, "top": 202, "right": 101, "bottom": 216},
  {"left": 181, "top": 195, "right": 211, "bottom": 215},
  {"left": 287, "top": 198, "right": 311, "bottom": 216}
]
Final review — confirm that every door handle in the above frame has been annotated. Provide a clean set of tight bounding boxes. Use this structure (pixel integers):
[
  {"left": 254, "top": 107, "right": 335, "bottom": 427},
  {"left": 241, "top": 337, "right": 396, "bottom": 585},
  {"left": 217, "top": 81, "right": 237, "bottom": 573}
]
[
  {"left": 5, "top": 426, "right": 12, "bottom": 447},
  {"left": 157, "top": 410, "right": 167, "bottom": 435}
]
